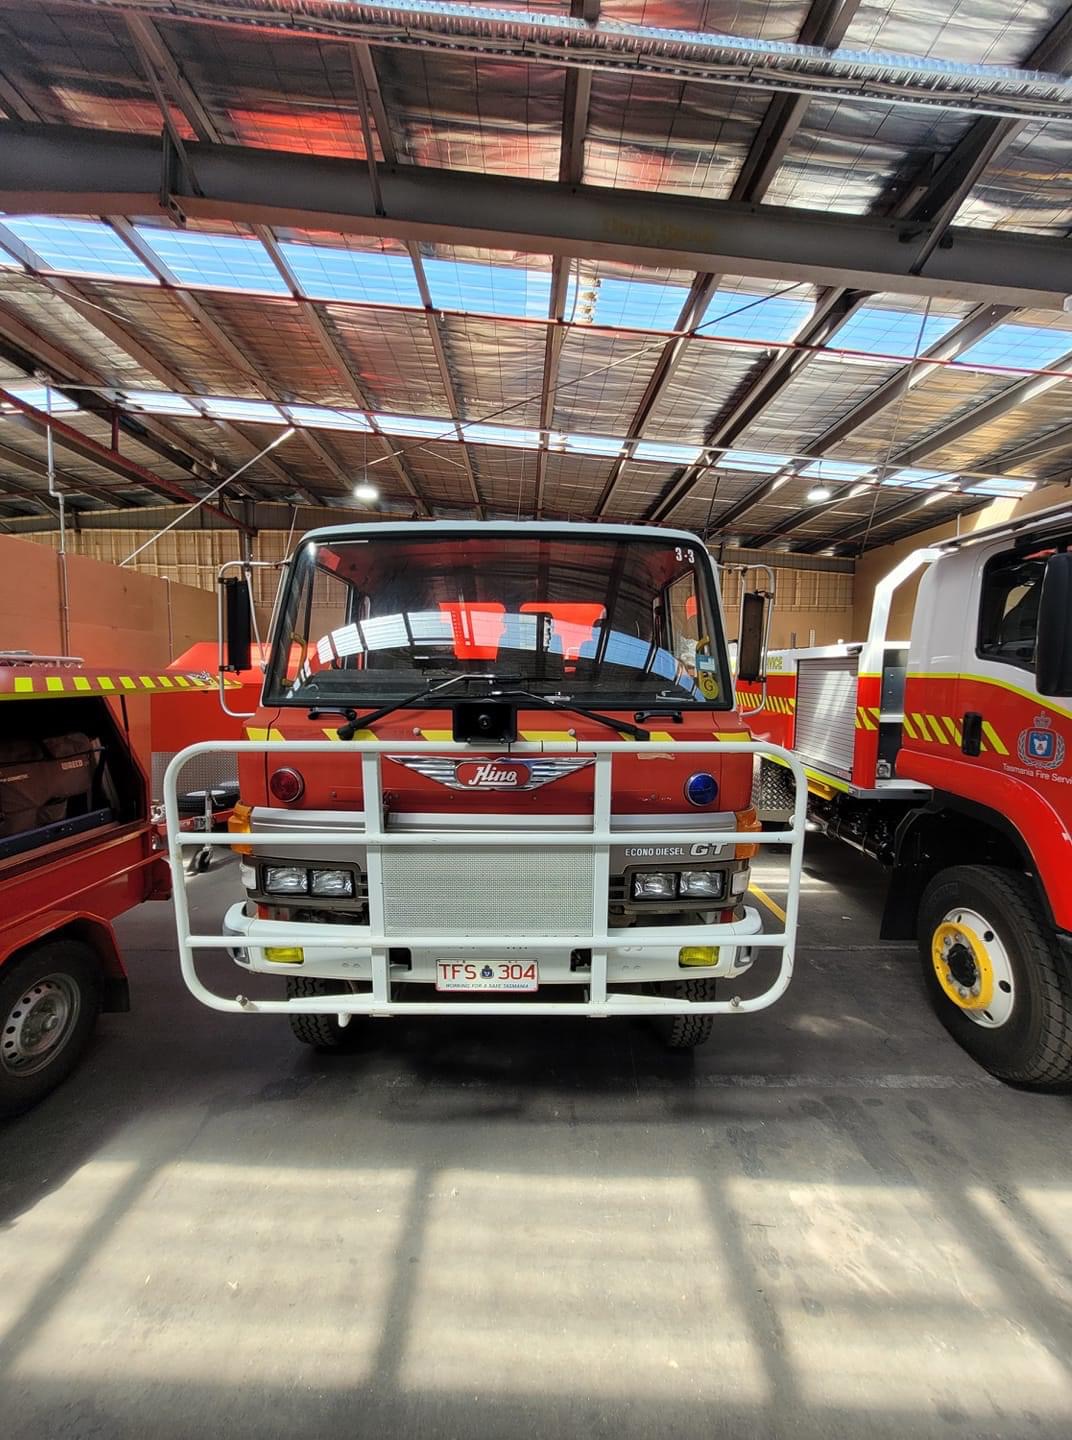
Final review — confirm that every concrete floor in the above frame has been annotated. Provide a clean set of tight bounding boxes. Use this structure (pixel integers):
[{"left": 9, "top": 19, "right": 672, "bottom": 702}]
[{"left": 2, "top": 836, "right": 1072, "bottom": 1440}]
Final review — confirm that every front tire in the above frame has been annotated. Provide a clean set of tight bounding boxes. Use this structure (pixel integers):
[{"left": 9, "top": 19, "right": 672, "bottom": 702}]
[
  {"left": 0, "top": 940, "right": 101, "bottom": 1117},
  {"left": 652, "top": 977, "right": 717, "bottom": 1050},
  {"left": 286, "top": 976, "right": 365, "bottom": 1053},
  {"left": 919, "top": 865, "right": 1072, "bottom": 1089}
]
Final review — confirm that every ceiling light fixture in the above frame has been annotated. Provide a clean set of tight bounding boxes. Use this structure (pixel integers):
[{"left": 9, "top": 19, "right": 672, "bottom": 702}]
[
  {"left": 806, "top": 485, "right": 832, "bottom": 502},
  {"left": 353, "top": 480, "right": 379, "bottom": 503}
]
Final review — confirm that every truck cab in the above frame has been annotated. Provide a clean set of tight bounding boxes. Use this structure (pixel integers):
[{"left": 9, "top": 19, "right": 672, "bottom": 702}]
[
  {"left": 745, "top": 503, "right": 1072, "bottom": 1088},
  {"left": 164, "top": 521, "right": 805, "bottom": 1051}
]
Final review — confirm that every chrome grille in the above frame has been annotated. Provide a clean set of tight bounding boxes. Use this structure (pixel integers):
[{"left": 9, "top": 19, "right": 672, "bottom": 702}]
[{"left": 379, "top": 844, "right": 595, "bottom": 937}]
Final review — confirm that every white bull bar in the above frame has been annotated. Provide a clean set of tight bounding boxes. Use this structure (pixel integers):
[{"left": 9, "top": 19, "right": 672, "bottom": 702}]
[{"left": 163, "top": 739, "right": 807, "bottom": 1018}]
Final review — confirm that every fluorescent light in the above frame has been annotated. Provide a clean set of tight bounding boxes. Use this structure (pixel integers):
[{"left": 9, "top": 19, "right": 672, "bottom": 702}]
[
  {"left": 806, "top": 485, "right": 832, "bottom": 502},
  {"left": 353, "top": 481, "right": 379, "bottom": 503}
]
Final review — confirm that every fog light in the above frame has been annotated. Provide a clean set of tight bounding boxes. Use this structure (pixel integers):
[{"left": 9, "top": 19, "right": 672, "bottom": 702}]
[
  {"left": 679, "top": 946, "right": 720, "bottom": 967},
  {"left": 311, "top": 869, "right": 355, "bottom": 898},
  {"left": 679, "top": 870, "right": 725, "bottom": 899},
  {"left": 264, "top": 865, "right": 308, "bottom": 894},
  {"left": 265, "top": 946, "right": 304, "bottom": 965},
  {"left": 685, "top": 772, "right": 718, "bottom": 807},
  {"left": 632, "top": 871, "right": 677, "bottom": 899}
]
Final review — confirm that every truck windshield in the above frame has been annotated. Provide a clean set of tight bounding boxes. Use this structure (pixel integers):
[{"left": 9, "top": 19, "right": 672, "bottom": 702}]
[{"left": 265, "top": 531, "right": 731, "bottom": 709}]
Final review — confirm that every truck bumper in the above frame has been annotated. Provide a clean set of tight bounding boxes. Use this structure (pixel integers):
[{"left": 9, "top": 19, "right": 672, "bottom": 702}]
[{"left": 223, "top": 901, "right": 762, "bottom": 988}]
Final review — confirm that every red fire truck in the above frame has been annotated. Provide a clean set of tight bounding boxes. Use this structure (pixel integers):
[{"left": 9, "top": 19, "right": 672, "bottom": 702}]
[
  {"left": 163, "top": 523, "right": 805, "bottom": 1052},
  {"left": 743, "top": 502, "right": 1072, "bottom": 1088},
  {"left": 0, "top": 654, "right": 189, "bottom": 1114}
]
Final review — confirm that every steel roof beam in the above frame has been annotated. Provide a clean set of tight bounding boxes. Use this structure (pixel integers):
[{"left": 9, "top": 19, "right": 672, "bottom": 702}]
[
  {"left": 645, "top": 287, "right": 867, "bottom": 525},
  {"left": 597, "top": 1, "right": 859, "bottom": 523},
  {"left": 0, "top": 384, "right": 250, "bottom": 531},
  {"left": 654, "top": 9, "right": 1072, "bottom": 541},
  {"left": 885, "top": 346, "right": 1072, "bottom": 472},
  {"left": 731, "top": 0, "right": 862, "bottom": 204},
  {"left": 0, "top": 437, "right": 132, "bottom": 508},
  {"left": 32, "top": 0, "right": 1072, "bottom": 124},
  {"left": 4, "top": 126, "right": 1071, "bottom": 308},
  {"left": 796, "top": 491, "right": 954, "bottom": 554},
  {"left": 0, "top": 302, "right": 226, "bottom": 486},
  {"left": 0, "top": 221, "right": 293, "bottom": 502},
  {"left": 408, "top": 243, "right": 483, "bottom": 514},
  {"left": 536, "top": 0, "right": 598, "bottom": 517},
  {"left": 255, "top": 225, "right": 430, "bottom": 515},
  {"left": 742, "top": 303, "right": 1014, "bottom": 546}
]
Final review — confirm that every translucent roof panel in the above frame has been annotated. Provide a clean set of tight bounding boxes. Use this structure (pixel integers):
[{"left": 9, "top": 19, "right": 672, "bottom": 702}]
[
  {"left": 280, "top": 242, "right": 421, "bottom": 307},
  {"left": 831, "top": 307, "right": 961, "bottom": 359},
  {"left": 799, "top": 459, "right": 875, "bottom": 480},
  {"left": 700, "top": 291, "right": 812, "bottom": 344},
  {"left": 285, "top": 404, "right": 373, "bottom": 432},
  {"left": 0, "top": 217, "right": 155, "bottom": 284},
  {"left": 135, "top": 227, "right": 290, "bottom": 295},
  {"left": 200, "top": 396, "right": 284, "bottom": 423},
  {"left": 715, "top": 450, "right": 793, "bottom": 473},
  {"left": 956, "top": 324, "right": 1072, "bottom": 372},
  {"left": 423, "top": 257, "right": 567, "bottom": 319},
  {"left": 590, "top": 278, "right": 688, "bottom": 331},
  {"left": 632, "top": 440, "right": 704, "bottom": 465},
  {"left": 0, "top": 382, "right": 80, "bottom": 414},
  {"left": 882, "top": 467, "right": 956, "bottom": 489},
  {"left": 966, "top": 477, "right": 1037, "bottom": 498},
  {"left": 554, "top": 432, "right": 624, "bottom": 458}
]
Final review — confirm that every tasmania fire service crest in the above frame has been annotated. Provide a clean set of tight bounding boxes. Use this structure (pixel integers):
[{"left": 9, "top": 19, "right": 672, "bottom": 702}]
[{"left": 1017, "top": 713, "right": 1066, "bottom": 770}]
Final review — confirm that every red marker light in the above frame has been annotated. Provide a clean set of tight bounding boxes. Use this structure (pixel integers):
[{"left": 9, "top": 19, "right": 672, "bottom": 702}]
[{"left": 269, "top": 766, "right": 305, "bottom": 804}]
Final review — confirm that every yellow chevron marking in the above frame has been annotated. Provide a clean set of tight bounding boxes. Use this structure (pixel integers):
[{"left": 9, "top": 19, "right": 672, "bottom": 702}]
[
  {"left": 521, "top": 730, "right": 574, "bottom": 741},
  {"left": 901, "top": 713, "right": 916, "bottom": 739},
  {"left": 420, "top": 729, "right": 454, "bottom": 742},
  {"left": 158, "top": 675, "right": 174, "bottom": 687},
  {"left": 45, "top": 676, "right": 65, "bottom": 691},
  {"left": 119, "top": 676, "right": 136, "bottom": 689},
  {"left": 244, "top": 726, "right": 285, "bottom": 741},
  {"left": 982, "top": 721, "right": 1009, "bottom": 756},
  {"left": 926, "top": 714, "right": 949, "bottom": 744},
  {"left": 174, "top": 675, "right": 190, "bottom": 687},
  {"left": 98, "top": 676, "right": 115, "bottom": 691},
  {"left": 73, "top": 676, "right": 91, "bottom": 691},
  {"left": 14, "top": 676, "right": 33, "bottom": 693},
  {"left": 942, "top": 716, "right": 963, "bottom": 746},
  {"left": 868, "top": 707, "right": 880, "bottom": 724}
]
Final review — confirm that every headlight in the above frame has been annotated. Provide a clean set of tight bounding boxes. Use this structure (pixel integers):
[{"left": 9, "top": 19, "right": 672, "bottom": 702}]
[
  {"left": 310, "top": 869, "right": 355, "bottom": 898},
  {"left": 679, "top": 870, "right": 726, "bottom": 899},
  {"left": 632, "top": 871, "right": 677, "bottom": 900},
  {"left": 263, "top": 865, "right": 309, "bottom": 895}
]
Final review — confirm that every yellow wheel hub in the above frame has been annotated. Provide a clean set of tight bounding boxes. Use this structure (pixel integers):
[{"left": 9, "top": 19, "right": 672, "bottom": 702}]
[{"left": 931, "top": 921, "right": 994, "bottom": 1011}]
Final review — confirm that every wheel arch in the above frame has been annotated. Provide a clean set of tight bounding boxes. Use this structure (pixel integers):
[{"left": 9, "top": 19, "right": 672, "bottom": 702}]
[
  {"left": 880, "top": 793, "right": 1054, "bottom": 942},
  {"left": 0, "top": 914, "right": 129, "bottom": 1013}
]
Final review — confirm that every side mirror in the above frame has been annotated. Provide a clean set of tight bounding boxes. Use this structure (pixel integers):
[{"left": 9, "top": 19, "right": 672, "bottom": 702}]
[
  {"left": 221, "top": 575, "right": 252, "bottom": 674},
  {"left": 1037, "top": 551, "right": 1072, "bottom": 697},
  {"left": 737, "top": 591, "right": 768, "bottom": 684}
]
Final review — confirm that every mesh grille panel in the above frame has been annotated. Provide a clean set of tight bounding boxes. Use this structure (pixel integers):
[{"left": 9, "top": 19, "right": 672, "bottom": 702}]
[{"left": 380, "top": 844, "right": 595, "bottom": 937}]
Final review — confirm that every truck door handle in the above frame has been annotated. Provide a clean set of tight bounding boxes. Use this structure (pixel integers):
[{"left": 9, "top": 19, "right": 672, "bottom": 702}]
[{"left": 962, "top": 712, "right": 983, "bottom": 757}]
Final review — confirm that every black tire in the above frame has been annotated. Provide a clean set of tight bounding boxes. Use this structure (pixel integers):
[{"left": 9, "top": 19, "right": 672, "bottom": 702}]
[
  {"left": 0, "top": 940, "right": 101, "bottom": 1118},
  {"left": 286, "top": 976, "right": 365, "bottom": 1053},
  {"left": 919, "top": 865, "right": 1072, "bottom": 1089},
  {"left": 652, "top": 977, "right": 717, "bottom": 1050}
]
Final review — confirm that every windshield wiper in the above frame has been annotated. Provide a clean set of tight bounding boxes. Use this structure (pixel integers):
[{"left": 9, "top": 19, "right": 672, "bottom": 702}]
[
  {"left": 334, "top": 673, "right": 521, "bottom": 740},
  {"left": 490, "top": 687, "right": 649, "bottom": 742}
]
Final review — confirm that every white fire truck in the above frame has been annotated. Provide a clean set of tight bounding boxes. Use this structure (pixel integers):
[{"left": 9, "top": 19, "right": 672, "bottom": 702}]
[
  {"left": 163, "top": 523, "right": 806, "bottom": 1051},
  {"left": 744, "top": 502, "right": 1072, "bottom": 1088}
]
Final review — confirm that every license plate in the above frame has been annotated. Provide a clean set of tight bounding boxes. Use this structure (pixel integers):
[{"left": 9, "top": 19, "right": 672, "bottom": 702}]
[{"left": 436, "top": 960, "right": 539, "bottom": 992}]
